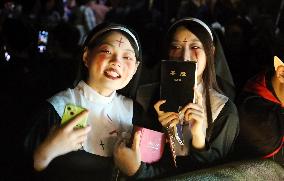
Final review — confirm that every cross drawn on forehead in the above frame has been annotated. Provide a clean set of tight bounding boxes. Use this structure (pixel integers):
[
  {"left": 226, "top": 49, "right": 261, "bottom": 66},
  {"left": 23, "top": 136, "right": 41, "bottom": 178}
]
[
  {"left": 116, "top": 37, "right": 124, "bottom": 47},
  {"left": 183, "top": 38, "right": 188, "bottom": 43}
]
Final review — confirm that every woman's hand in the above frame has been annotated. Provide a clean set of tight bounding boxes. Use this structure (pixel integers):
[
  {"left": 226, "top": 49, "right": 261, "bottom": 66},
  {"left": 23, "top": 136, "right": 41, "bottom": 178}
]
[
  {"left": 154, "top": 100, "right": 179, "bottom": 128},
  {"left": 113, "top": 131, "right": 141, "bottom": 176},
  {"left": 33, "top": 111, "right": 91, "bottom": 171},
  {"left": 180, "top": 103, "right": 206, "bottom": 149}
]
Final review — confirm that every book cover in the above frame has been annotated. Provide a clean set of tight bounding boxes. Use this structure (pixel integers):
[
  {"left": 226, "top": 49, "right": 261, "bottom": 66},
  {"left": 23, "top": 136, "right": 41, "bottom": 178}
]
[
  {"left": 132, "top": 126, "right": 166, "bottom": 163},
  {"left": 160, "top": 60, "right": 197, "bottom": 112}
]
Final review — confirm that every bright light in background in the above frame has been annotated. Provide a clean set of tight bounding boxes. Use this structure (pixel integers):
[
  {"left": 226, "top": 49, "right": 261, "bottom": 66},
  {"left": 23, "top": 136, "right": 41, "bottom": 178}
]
[
  {"left": 38, "top": 45, "right": 46, "bottom": 53},
  {"left": 3, "top": 46, "right": 11, "bottom": 62},
  {"left": 5, "top": 52, "right": 11, "bottom": 61}
]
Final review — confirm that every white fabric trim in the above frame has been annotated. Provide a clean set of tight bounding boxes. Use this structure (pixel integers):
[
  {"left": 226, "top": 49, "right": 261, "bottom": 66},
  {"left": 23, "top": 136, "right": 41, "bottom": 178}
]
[{"left": 169, "top": 17, "right": 214, "bottom": 41}]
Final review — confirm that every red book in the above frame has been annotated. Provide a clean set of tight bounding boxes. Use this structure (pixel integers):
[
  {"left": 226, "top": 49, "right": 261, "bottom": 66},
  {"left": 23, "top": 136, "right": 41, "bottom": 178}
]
[{"left": 133, "top": 126, "right": 166, "bottom": 163}]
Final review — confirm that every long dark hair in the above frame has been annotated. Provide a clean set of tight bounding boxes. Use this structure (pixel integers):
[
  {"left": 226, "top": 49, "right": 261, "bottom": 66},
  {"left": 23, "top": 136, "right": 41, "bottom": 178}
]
[
  {"left": 74, "top": 22, "right": 142, "bottom": 99},
  {"left": 166, "top": 18, "right": 221, "bottom": 142}
]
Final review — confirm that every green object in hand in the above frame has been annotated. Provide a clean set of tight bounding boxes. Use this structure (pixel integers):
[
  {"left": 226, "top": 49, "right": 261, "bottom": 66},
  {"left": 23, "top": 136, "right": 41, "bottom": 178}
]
[{"left": 61, "top": 104, "right": 88, "bottom": 128}]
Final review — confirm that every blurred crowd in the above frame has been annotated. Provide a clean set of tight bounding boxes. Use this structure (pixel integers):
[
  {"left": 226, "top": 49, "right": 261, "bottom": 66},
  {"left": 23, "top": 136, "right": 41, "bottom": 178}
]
[{"left": 0, "top": 0, "right": 283, "bottom": 180}]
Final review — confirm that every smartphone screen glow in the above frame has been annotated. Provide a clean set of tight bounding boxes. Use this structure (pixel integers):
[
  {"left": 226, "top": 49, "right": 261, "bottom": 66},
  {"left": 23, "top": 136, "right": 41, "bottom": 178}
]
[{"left": 38, "top": 31, "right": 48, "bottom": 53}]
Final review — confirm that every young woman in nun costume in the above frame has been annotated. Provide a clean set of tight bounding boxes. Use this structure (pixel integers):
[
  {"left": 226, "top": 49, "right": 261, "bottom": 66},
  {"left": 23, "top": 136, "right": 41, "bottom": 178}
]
[{"left": 24, "top": 22, "right": 155, "bottom": 180}]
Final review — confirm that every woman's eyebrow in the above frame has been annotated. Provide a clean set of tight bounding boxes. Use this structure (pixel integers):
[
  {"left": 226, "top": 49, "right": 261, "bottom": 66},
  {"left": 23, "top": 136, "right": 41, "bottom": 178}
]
[
  {"left": 125, "top": 49, "right": 135, "bottom": 54},
  {"left": 191, "top": 38, "right": 202, "bottom": 43},
  {"left": 171, "top": 39, "right": 180, "bottom": 42},
  {"left": 100, "top": 42, "right": 114, "bottom": 47}
]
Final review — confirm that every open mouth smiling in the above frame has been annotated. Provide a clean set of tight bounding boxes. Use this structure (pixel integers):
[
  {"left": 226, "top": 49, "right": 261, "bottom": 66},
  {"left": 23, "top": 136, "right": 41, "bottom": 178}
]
[{"left": 104, "top": 68, "right": 122, "bottom": 80}]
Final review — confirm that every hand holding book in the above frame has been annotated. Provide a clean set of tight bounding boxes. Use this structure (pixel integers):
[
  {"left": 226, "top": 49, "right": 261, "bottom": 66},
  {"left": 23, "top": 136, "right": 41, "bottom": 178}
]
[
  {"left": 179, "top": 102, "right": 206, "bottom": 149},
  {"left": 156, "top": 60, "right": 198, "bottom": 166},
  {"left": 131, "top": 126, "right": 166, "bottom": 164},
  {"left": 159, "top": 60, "right": 197, "bottom": 142},
  {"left": 154, "top": 100, "right": 179, "bottom": 128}
]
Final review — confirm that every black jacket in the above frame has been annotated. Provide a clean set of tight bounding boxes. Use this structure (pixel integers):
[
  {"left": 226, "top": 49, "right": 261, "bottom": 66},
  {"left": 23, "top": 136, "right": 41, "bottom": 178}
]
[{"left": 236, "top": 71, "right": 284, "bottom": 165}]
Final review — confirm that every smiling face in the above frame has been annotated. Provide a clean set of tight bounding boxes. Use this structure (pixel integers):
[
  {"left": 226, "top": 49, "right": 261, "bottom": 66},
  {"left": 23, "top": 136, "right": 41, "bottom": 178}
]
[
  {"left": 83, "top": 31, "right": 139, "bottom": 96},
  {"left": 168, "top": 26, "right": 206, "bottom": 79}
]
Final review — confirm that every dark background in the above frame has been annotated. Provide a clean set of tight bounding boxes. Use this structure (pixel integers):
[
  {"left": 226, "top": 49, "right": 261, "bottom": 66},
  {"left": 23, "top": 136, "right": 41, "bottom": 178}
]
[{"left": 0, "top": 0, "right": 283, "bottom": 180}]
